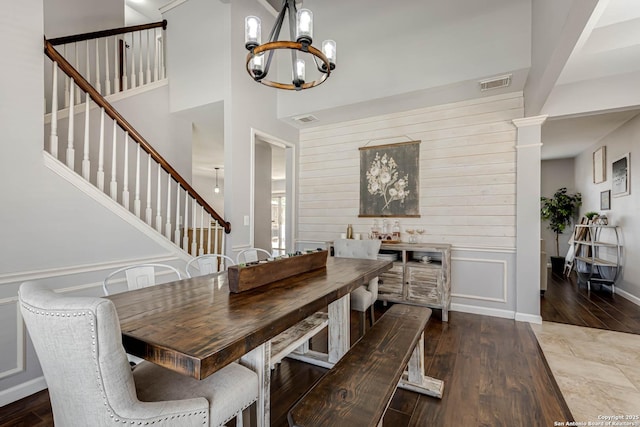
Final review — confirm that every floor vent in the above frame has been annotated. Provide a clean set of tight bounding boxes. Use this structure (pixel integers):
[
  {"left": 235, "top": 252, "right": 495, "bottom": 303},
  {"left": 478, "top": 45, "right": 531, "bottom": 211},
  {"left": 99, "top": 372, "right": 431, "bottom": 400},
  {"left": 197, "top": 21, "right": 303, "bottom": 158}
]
[
  {"left": 479, "top": 74, "right": 512, "bottom": 91},
  {"left": 293, "top": 114, "right": 318, "bottom": 124}
]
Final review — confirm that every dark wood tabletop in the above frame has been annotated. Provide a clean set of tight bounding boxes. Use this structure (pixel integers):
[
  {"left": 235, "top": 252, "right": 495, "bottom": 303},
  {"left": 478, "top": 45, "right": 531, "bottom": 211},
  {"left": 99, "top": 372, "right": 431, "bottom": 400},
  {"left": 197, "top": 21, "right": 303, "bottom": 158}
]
[{"left": 107, "top": 256, "right": 392, "bottom": 380}]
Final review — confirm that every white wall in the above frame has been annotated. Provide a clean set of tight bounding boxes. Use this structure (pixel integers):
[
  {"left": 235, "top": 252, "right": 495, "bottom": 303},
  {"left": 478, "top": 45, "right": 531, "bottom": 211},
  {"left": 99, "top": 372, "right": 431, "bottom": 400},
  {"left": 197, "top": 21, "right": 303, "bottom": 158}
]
[
  {"left": 298, "top": 92, "right": 523, "bottom": 316},
  {"left": 541, "top": 158, "right": 577, "bottom": 258},
  {"left": 574, "top": 114, "right": 640, "bottom": 301},
  {"left": 277, "top": 0, "right": 531, "bottom": 120},
  {"left": 163, "top": 0, "right": 231, "bottom": 113},
  {"left": 226, "top": 0, "right": 298, "bottom": 253},
  {"left": 0, "top": 0, "right": 192, "bottom": 405},
  {"left": 254, "top": 140, "right": 272, "bottom": 252},
  {"left": 44, "top": 0, "right": 124, "bottom": 38}
]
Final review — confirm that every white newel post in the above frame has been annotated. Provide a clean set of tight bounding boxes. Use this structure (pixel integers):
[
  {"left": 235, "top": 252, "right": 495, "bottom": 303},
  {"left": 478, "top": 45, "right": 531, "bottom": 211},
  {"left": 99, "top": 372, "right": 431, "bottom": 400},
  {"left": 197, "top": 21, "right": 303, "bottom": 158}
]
[
  {"left": 214, "top": 222, "right": 220, "bottom": 256},
  {"left": 512, "top": 115, "right": 547, "bottom": 324},
  {"left": 207, "top": 218, "right": 212, "bottom": 255},
  {"left": 50, "top": 63, "right": 58, "bottom": 157}
]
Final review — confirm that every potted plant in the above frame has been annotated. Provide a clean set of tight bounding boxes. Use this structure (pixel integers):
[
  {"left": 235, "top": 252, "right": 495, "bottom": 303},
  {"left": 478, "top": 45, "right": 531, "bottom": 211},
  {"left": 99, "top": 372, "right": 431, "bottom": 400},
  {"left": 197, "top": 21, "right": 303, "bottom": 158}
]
[{"left": 540, "top": 187, "right": 582, "bottom": 274}]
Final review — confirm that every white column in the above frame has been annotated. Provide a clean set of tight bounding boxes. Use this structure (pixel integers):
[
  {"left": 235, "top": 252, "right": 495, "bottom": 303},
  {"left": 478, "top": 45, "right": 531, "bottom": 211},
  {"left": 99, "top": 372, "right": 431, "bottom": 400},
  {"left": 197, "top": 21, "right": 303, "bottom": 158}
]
[{"left": 512, "top": 115, "right": 547, "bottom": 324}]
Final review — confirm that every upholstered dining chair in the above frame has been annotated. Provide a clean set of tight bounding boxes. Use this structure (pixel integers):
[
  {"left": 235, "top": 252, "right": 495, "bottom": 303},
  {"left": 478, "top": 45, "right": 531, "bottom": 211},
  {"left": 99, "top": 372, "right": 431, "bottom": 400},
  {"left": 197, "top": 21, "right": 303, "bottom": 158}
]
[
  {"left": 333, "top": 238, "right": 383, "bottom": 337},
  {"left": 236, "top": 248, "right": 272, "bottom": 265},
  {"left": 185, "top": 254, "right": 235, "bottom": 278},
  {"left": 19, "top": 281, "right": 259, "bottom": 427},
  {"left": 102, "top": 263, "right": 182, "bottom": 296}
]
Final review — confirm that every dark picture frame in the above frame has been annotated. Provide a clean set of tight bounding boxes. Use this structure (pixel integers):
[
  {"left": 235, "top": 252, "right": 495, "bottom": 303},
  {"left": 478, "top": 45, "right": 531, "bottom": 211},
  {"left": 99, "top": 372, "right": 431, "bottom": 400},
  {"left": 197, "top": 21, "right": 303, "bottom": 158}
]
[
  {"left": 612, "top": 153, "right": 630, "bottom": 197},
  {"left": 358, "top": 141, "right": 420, "bottom": 217},
  {"left": 593, "top": 146, "right": 606, "bottom": 184},
  {"left": 600, "top": 190, "right": 610, "bottom": 211}
]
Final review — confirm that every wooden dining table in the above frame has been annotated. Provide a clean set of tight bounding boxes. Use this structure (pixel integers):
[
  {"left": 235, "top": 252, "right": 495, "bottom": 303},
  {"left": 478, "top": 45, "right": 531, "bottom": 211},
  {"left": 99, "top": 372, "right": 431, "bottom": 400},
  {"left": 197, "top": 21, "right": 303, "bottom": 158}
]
[{"left": 107, "top": 256, "right": 393, "bottom": 427}]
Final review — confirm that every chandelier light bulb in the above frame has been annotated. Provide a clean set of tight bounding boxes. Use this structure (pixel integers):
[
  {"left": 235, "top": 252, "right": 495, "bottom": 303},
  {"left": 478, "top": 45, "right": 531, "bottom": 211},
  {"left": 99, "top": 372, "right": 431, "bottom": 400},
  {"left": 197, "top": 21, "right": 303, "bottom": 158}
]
[
  {"left": 321, "top": 40, "right": 336, "bottom": 70},
  {"left": 245, "top": 16, "right": 261, "bottom": 49},
  {"left": 249, "top": 53, "right": 265, "bottom": 78},
  {"left": 296, "top": 9, "right": 313, "bottom": 44},
  {"left": 294, "top": 59, "right": 305, "bottom": 86}
]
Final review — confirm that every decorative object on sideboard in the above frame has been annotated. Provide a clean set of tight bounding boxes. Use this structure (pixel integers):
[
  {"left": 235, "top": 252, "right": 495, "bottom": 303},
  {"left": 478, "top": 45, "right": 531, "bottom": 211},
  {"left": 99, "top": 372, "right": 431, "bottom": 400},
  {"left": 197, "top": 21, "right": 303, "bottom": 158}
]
[{"left": 244, "top": 0, "right": 336, "bottom": 91}]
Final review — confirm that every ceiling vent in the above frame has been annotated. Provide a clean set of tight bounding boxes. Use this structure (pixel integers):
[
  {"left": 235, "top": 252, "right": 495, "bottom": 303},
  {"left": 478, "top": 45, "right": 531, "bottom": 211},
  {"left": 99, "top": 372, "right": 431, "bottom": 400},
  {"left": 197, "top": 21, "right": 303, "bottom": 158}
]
[
  {"left": 479, "top": 74, "right": 512, "bottom": 91},
  {"left": 293, "top": 114, "right": 319, "bottom": 124}
]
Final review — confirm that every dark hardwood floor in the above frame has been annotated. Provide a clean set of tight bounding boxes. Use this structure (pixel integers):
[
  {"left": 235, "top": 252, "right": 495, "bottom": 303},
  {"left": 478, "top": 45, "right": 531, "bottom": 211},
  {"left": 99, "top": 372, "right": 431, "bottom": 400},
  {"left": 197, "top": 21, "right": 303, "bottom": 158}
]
[
  {"left": 541, "top": 268, "right": 640, "bottom": 334},
  {"left": 0, "top": 307, "right": 572, "bottom": 427}
]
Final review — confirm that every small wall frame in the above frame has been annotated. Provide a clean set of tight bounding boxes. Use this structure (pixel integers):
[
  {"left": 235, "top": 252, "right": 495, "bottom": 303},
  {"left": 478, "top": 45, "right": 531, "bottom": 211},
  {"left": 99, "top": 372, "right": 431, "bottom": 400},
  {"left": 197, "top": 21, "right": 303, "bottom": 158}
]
[{"left": 593, "top": 146, "right": 606, "bottom": 184}]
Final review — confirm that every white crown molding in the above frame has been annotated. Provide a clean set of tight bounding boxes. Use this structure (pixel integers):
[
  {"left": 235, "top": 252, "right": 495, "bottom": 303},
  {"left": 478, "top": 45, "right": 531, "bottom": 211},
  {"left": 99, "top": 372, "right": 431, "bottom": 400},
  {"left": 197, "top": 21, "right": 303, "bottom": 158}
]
[{"left": 512, "top": 115, "right": 548, "bottom": 128}]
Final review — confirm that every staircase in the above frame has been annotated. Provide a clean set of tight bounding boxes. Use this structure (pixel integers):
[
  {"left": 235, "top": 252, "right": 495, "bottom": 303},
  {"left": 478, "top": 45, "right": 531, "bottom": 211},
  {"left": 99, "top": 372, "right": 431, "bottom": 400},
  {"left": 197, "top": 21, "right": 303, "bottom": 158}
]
[{"left": 43, "top": 21, "right": 229, "bottom": 257}]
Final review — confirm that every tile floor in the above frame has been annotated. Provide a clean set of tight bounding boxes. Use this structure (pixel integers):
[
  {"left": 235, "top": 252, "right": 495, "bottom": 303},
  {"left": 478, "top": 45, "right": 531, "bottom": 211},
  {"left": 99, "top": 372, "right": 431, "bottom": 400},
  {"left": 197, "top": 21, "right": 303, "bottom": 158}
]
[{"left": 533, "top": 321, "right": 640, "bottom": 425}]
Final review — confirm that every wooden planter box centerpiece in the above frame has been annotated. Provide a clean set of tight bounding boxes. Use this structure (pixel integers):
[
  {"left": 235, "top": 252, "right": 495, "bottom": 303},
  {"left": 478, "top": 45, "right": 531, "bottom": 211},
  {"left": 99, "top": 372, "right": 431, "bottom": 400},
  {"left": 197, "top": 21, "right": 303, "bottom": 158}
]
[{"left": 228, "top": 250, "right": 328, "bottom": 293}]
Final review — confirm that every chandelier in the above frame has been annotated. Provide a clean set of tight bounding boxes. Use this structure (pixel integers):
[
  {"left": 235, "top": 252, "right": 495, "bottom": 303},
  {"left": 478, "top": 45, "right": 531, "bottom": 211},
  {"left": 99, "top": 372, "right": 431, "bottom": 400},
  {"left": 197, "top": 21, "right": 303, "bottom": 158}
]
[{"left": 244, "top": 0, "right": 336, "bottom": 90}]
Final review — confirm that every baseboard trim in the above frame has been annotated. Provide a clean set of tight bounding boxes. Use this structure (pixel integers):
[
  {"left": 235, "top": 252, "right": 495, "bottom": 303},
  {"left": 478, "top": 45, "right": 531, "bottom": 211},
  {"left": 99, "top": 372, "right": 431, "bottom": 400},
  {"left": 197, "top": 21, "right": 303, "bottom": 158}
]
[
  {"left": 617, "top": 288, "right": 640, "bottom": 307},
  {"left": 450, "top": 303, "right": 515, "bottom": 320},
  {"left": 0, "top": 376, "right": 47, "bottom": 407},
  {"left": 515, "top": 312, "right": 543, "bottom": 324}
]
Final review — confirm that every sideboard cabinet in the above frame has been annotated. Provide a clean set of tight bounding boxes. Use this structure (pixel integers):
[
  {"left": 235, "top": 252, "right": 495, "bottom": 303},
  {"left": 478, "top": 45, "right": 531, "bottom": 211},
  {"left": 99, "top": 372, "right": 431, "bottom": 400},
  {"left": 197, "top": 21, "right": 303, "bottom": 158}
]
[{"left": 377, "top": 243, "right": 452, "bottom": 321}]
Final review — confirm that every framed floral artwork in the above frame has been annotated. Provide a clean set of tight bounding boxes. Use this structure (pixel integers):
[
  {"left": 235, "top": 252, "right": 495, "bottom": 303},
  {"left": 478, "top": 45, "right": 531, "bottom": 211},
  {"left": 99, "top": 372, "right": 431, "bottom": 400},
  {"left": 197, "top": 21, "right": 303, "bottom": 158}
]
[{"left": 358, "top": 140, "right": 420, "bottom": 217}]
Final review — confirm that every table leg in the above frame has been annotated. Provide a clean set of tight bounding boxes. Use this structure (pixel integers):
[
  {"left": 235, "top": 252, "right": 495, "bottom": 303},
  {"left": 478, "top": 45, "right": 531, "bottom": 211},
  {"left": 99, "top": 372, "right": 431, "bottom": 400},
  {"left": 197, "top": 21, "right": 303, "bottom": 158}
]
[
  {"left": 398, "top": 332, "right": 444, "bottom": 398},
  {"left": 240, "top": 341, "right": 271, "bottom": 427},
  {"left": 328, "top": 293, "right": 350, "bottom": 363}
]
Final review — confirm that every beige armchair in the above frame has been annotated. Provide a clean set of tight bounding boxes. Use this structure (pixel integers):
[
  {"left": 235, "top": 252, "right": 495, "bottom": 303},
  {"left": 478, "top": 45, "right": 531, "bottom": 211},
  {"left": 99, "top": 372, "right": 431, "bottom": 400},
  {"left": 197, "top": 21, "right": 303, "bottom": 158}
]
[{"left": 19, "top": 281, "right": 258, "bottom": 427}]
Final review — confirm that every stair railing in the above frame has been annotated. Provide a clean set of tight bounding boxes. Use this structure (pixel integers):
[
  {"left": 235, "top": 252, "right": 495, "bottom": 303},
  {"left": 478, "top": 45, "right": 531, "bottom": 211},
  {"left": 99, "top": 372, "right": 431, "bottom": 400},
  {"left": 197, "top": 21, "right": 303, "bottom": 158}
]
[
  {"left": 47, "top": 21, "right": 167, "bottom": 110},
  {"left": 44, "top": 39, "right": 231, "bottom": 259}
]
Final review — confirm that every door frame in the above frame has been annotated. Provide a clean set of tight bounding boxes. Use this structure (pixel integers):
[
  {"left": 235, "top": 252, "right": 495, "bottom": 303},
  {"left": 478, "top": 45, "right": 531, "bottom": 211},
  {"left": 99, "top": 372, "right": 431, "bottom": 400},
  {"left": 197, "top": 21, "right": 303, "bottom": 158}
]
[{"left": 249, "top": 128, "right": 296, "bottom": 253}]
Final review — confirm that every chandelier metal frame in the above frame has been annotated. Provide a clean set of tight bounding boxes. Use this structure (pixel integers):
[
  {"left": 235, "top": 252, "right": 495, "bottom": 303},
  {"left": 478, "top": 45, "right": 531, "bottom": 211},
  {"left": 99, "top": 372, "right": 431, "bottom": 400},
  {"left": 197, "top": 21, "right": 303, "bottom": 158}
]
[{"left": 245, "top": 0, "right": 335, "bottom": 91}]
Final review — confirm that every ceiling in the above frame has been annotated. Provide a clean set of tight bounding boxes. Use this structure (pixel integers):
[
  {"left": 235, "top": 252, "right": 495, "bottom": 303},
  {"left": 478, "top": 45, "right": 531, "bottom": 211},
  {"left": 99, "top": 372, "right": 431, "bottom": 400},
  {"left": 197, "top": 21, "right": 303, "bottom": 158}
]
[{"left": 127, "top": 0, "right": 640, "bottom": 170}]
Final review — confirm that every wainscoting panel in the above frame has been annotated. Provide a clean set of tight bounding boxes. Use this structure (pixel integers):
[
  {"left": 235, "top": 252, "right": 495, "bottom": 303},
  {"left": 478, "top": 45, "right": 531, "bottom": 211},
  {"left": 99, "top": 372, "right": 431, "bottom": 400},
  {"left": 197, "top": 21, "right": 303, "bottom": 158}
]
[
  {"left": 0, "top": 298, "right": 24, "bottom": 380},
  {"left": 450, "top": 248, "right": 517, "bottom": 315}
]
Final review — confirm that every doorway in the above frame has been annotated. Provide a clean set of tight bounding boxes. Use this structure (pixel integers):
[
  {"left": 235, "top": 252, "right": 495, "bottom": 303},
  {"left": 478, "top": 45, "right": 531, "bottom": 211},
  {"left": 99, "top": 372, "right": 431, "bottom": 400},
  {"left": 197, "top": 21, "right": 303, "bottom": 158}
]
[{"left": 252, "top": 130, "right": 295, "bottom": 255}]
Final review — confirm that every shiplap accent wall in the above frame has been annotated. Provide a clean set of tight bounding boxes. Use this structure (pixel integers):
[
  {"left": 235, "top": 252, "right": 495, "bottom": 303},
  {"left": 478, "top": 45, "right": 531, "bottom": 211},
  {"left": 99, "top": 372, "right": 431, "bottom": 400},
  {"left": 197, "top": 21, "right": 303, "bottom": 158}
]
[
  {"left": 298, "top": 92, "right": 523, "bottom": 248},
  {"left": 298, "top": 92, "right": 524, "bottom": 317}
]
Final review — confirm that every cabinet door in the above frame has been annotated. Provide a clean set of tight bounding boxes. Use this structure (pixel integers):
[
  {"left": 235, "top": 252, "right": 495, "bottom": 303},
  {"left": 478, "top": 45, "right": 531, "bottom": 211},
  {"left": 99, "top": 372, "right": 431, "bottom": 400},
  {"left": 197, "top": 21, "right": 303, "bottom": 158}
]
[
  {"left": 379, "top": 262, "right": 404, "bottom": 299},
  {"left": 406, "top": 265, "right": 442, "bottom": 306}
]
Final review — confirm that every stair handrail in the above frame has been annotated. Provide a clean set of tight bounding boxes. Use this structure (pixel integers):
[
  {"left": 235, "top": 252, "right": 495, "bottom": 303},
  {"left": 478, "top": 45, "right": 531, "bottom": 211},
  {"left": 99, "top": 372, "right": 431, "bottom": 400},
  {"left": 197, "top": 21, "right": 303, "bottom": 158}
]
[
  {"left": 44, "top": 38, "right": 231, "bottom": 234},
  {"left": 48, "top": 20, "right": 167, "bottom": 46}
]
